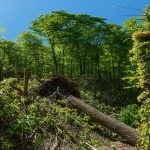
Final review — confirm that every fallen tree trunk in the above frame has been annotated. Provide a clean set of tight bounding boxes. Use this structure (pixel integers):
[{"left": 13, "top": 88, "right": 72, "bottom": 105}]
[{"left": 68, "top": 95, "right": 139, "bottom": 146}]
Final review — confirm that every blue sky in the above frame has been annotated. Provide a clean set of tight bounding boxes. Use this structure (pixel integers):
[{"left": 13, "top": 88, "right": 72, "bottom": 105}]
[{"left": 0, "top": 0, "right": 149, "bottom": 40}]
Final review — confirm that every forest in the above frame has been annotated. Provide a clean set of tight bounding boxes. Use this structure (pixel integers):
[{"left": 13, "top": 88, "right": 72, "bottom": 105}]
[{"left": 0, "top": 4, "right": 150, "bottom": 150}]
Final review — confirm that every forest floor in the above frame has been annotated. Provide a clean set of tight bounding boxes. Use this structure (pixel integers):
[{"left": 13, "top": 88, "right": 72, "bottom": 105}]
[
  {"left": 38, "top": 76, "right": 137, "bottom": 150},
  {"left": 95, "top": 138, "right": 136, "bottom": 150},
  {"left": 42, "top": 132, "right": 136, "bottom": 150},
  {"left": 0, "top": 77, "right": 138, "bottom": 150}
]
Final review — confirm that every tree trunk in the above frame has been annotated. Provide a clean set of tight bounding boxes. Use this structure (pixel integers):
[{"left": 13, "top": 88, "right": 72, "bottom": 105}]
[
  {"left": 68, "top": 95, "right": 139, "bottom": 146},
  {"left": 0, "top": 60, "right": 3, "bottom": 81},
  {"left": 23, "top": 68, "right": 29, "bottom": 96},
  {"left": 70, "top": 59, "right": 73, "bottom": 78},
  {"left": 62, "top": 47, "right": 65, "bottom": 75},
  {"left": 49, "top": 39, "right": 57, "bottom": 75}
]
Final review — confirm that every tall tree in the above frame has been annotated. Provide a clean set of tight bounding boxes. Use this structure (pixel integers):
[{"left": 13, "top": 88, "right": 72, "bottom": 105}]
[
  {"left": 16, "top": 31, "right": 44, "bottom": 76},
  {"left": 0, "top": 40, "right": 19, "bottom": 78},
  {"left": 130, "top": 6, "right": 150, "bottom": 149},
  {"left": 30, "top": 11, "right": 106, "bottom": 76}
]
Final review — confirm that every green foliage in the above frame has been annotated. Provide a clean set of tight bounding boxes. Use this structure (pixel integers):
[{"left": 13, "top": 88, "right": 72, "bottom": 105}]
[
  {"left": 138, "top": 99, "right": 150, "bottom": 150},
  {"left": 0, "top": 78, "right": 94, "bottom": 149},
  {"left": 0, "top": 10, "right": 136, "bottom": 107},
  {"left": 1, "top": 9, "right": 148, "bottom": 149},
  {"left": 123, "top": 18, "right": 143, "bottom": 33},
  {"left": 96, "top": 103, "right": 114, "bottom": 115},
  {"left": 80, "top": 89, "right": 118, "bottom": 117},
  {"left": 119, "top": 104, "right": 140, "bottom": 128},
  {"left": 0, "top": 79, "right": 47, "bottom": 149},
  {"left": 130, "top": 5, "right": 150, "bottom": 149}
]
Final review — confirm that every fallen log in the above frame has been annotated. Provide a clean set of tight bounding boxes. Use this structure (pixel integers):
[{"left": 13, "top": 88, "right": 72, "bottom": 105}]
[
  {"left": 38, "top": 76, "right": 139, "bottom": 145},
  {"left": 68, "top": 95, "right": 139, "bottom": 146}
]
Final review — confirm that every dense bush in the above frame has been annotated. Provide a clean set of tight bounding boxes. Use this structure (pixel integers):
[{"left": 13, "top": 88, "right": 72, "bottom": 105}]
[
  {"left": 119, "top": 104, "right": 140, "bottom": 128},
  {"left": 130, "top": 6, "right": 150, "bottom": 148},
  {"left": 0, "top": 78, "right": 93, "bottom": 150}
]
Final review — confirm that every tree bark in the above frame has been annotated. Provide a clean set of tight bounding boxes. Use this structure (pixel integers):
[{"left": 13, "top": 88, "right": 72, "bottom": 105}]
[
  {"left": 0, "top": 59, "right": 3, "bottom": 81},
  {"left": 68, "top": 95, "right": 139, "bottom": 146},
  {"left": 49, "top": 39, "right": 58, "bottom": 75},
  {"left": 23, "top": 68, "right": 29, "bottom": 96}
]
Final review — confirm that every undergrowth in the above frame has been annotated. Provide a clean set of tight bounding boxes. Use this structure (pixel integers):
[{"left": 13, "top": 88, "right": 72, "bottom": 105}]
[
  {"left": 0, "top": 78, "right": 140, "bottom": 150},
  {"left": 0, "top": 78, "right": 95, "bottom": 150}
]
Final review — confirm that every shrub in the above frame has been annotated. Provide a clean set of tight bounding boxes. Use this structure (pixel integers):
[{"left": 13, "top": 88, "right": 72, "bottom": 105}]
[
  {"left": 119, "top": 104, "right": 140, "bottom": 128},
  {"left": 0, "top": 78, "right": 93, "bottom": 149}
]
